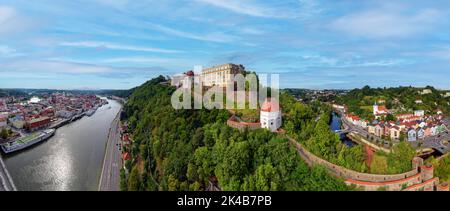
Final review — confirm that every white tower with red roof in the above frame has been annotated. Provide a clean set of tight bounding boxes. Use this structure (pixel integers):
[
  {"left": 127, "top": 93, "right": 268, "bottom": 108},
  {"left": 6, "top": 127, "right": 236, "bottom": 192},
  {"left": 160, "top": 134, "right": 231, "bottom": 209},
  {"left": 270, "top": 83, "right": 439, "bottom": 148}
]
[{"left": 260, "top": 98, "right": 282, "bottom": 132}]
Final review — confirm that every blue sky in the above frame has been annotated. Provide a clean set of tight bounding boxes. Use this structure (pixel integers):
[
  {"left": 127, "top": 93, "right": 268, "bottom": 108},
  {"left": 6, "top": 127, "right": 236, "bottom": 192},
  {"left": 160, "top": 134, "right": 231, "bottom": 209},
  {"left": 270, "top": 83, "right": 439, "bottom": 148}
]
[{"left": 0, "top": 0, "right": 450, "bottom": 90}]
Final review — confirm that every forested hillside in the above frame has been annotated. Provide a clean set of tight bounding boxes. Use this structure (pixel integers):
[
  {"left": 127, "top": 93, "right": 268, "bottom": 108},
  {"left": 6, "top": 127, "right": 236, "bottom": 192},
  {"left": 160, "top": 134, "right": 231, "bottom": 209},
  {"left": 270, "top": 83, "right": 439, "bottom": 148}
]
[
  {"left": 120, "top": 76, "right": 349, "bottom": 191},
  {"left": 0, "top": 89, "right": 27, "bottom": 97}
]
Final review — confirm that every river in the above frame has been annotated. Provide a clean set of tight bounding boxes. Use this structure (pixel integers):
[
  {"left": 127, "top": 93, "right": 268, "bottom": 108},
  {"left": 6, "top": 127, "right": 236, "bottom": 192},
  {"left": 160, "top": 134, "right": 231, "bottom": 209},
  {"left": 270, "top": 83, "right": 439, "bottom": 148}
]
[
  {"left": 2, "top": 99, "right": 122, "bottom": 191},
  {"left": 330, "top": 112, "right": 357, "bottom": 147}
]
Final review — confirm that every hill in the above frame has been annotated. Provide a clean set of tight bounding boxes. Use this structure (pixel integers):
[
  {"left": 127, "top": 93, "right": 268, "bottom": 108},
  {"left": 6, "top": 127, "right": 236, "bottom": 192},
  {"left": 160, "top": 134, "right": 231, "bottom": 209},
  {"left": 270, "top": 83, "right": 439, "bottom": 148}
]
[
  {"left": 119, "top": 76, "right": 349, "bottom": 191},
  {"left": 335, "top": 86, "right": 450, "bottom": 119}
]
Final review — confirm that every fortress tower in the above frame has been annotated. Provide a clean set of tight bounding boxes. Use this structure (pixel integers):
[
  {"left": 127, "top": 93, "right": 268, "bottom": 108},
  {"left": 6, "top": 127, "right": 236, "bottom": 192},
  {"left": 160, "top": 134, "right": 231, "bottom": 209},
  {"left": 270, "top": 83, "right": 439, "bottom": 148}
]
[{"left": 260, "top": 98, "right": 282, "bottom": 132}]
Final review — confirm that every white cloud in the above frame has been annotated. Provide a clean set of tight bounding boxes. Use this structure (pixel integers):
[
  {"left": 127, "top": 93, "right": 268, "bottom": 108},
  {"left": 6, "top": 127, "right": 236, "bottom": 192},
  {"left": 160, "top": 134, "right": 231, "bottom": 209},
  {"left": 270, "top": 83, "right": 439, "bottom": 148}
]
[
  {"left": 194, "top": 0, "right": 324, "bottom": 20},
  {"left": 331, "top": 8, "right": 441, "bottom": 38},
  {"left": 147, "top": 23, "right": 237, "bottom": 43},
  {"left": 100, "top": 56, "right": 185, "bottom": 64},
  {"left": 0, "top": 45, "right": 16, "bottom": 56},
  {"left": 2, "top": 59, "right": 112, "bottom": 74},
  {"left": 0, "top": 6, "right": 34, "bottom": 35},
  {"left": 0, "top": 58, "right": 168, "bottom": 79},
  {"left": 59, "top": 41, "right": 183, "bottom": 53},
  {"left": 0, "top": 45, "right": 25, "bottom": 57},
  {"left": 195, "top": 0, "right": 273, "bottom": 17}
]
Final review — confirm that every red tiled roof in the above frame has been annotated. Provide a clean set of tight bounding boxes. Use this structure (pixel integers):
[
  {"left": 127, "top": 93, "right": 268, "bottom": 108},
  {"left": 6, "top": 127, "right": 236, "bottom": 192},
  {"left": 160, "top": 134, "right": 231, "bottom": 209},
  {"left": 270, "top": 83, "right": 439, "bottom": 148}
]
[
  {"left": 185, "top": 70, "right": 195, "bottom": 77},
  {"left": 261, "top": 98, "right": 280, "bottom": 112},
  {"left": 123, "top": 153, "right": 131, "bottom": 161}
]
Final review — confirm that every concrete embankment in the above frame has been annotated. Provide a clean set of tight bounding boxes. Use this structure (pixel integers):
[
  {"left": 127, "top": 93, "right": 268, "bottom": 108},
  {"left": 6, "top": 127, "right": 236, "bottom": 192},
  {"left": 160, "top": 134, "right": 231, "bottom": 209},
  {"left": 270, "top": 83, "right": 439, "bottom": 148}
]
[{"left": 0, "top": 155, "right": 17, "bottom": 191}]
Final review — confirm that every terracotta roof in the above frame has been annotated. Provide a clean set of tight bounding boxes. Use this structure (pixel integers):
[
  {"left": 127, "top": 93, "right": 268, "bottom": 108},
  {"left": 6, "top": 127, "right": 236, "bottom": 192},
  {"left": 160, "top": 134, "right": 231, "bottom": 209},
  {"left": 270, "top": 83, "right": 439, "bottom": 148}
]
[
  {"left": 261, "top": 98, "right": 280, "bottom": 112},
  {"left": 123, "top": 153, "right": 131, "bottom": 161},
  {"left": 185, "top": 70, "right": 195, "bottom": 77}
]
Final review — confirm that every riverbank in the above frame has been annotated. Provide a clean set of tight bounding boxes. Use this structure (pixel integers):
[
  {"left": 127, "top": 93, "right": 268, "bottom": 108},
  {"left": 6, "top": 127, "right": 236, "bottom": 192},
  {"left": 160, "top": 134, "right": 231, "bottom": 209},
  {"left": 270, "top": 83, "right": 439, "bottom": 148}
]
[
  {"left": 3, "top": 99, "right": 122, "bottom": 191},
  {"left": 98, "top": 109, "right": 122, "bottom": 191}
]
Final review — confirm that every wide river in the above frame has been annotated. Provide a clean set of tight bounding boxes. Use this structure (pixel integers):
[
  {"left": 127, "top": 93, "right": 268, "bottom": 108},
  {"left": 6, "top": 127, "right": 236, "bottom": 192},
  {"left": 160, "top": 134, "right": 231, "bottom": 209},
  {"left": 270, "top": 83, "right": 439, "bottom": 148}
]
[{"left": 3, "top": 99, "right": 122, "bottom": 191}]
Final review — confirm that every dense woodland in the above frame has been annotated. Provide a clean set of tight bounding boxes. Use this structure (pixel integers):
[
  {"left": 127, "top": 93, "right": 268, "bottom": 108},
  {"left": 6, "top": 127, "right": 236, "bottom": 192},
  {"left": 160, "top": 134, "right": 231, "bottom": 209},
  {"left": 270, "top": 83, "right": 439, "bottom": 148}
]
[
  {"left": 335, "top": 85, "right": 450, "bottom": 120},
  {"left": 120, "top": 76, "right": 349, "bottom": 191}
]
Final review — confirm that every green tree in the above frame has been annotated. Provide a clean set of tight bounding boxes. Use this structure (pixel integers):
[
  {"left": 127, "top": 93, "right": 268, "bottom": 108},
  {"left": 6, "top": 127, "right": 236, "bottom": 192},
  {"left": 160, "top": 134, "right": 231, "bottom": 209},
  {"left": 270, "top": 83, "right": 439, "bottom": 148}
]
[
  {"left": 128, "top": 166, "right": 141, "bottom": 191},
  {"left": 0, "top": 128, "right": 9, "bottom": 139},
  {"left": 120, "top": 168, "right": 128, "bottom": 191}
]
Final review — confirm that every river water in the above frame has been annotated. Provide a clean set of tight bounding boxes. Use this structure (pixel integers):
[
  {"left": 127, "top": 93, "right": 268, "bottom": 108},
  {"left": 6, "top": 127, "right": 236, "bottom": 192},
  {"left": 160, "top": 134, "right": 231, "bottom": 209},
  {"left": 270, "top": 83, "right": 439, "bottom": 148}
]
[
  {"left": 2, "top": 99, "right": 121, "bottom": 191},
  {"left": 330, "top": 112, "right": 357, "bottom": 147}
]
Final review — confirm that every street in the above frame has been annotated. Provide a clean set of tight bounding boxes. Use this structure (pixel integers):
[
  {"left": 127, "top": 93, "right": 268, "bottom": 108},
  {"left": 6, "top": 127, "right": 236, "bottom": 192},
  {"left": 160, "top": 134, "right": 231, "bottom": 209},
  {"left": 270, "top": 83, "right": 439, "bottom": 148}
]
[{"left": 98, "top": 112, "right": 122, "bottom": 191}]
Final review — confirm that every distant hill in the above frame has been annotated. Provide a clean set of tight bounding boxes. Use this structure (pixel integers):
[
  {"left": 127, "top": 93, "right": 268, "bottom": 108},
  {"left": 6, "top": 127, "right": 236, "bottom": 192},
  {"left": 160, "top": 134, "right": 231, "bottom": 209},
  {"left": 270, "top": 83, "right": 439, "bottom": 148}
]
[
  {"left": 0, "top": 89, "right": 28, "bottom": 98},
  {"left": 335, "top": 85, "right": 450, "bottom": 118}
]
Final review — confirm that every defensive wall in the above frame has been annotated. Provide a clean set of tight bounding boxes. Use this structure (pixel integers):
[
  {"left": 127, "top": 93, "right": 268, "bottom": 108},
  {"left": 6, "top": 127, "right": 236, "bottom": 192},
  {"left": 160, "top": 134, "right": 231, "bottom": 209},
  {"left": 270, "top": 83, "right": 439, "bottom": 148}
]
[
  {"left": 289, "top": 138, "right": 448, "bottom": 191},
  {"left": 227, "top": 115, "right": 261, "bottom": 131}
]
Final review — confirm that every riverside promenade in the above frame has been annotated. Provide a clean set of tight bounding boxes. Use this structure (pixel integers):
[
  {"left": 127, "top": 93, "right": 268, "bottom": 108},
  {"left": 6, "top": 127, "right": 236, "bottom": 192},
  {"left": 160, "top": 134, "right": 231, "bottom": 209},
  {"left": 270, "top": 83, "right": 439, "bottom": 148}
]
[{"left": 0, "top": 154, "right": 17, "bottom": 191}]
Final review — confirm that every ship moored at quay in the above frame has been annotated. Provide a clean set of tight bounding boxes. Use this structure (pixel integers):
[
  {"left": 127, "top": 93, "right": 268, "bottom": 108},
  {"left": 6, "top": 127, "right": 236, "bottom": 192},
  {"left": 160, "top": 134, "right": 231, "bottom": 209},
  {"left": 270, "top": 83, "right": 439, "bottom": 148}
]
[{"left": 1, "top": 129, "right": 56, "bottom": 154}]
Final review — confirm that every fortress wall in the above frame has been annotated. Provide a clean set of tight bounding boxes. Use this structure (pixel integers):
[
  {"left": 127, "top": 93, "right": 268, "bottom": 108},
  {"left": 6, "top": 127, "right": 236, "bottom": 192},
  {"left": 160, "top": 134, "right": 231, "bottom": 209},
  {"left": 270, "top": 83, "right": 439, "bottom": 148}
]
[
  {"left": 227, "top": 118, "right": 261, "bottom": 131},
  {"left": 292, "top": 140, "right": 419, "bottom": 183},
  {"left": 403, "top": 178, "right": 439, "bottom": 191},
  {"left": 346, "top": 174, "right": 422, "bottom": 191}
]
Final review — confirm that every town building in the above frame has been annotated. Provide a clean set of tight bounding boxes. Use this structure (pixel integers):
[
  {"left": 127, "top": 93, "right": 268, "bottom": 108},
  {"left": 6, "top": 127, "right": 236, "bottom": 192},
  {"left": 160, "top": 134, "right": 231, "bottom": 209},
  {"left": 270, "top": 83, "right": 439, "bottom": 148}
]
[
  {"left": 417, "top": 128, "right": 425, "bottom": 140},
  {"left": 25, "top": 117, "right": 51, "bottom": 132},
  {"left": 0, "top": 115, "right": 7, "bottom": 128},
  {"left": 0, "top": 99, "right": 6, "bottom": 111},
  {"left": 408, "top": 129, "right": 417, "bottom": 142},
  {"left": 9, "top": 115, "right": 25, "bottom": 129},
  {"left": 260, "top": 98, "right": 282, "bottom": 132},
  {"left": 420, "top": 89, "right": 433, "bottom": 95},
  {"left": 201, "top": 63, "right": 245, "bottom": 87},
  {"left": 373, "top": 102, "right": 388, "bottom": 118},
  {"left": 368, "top": 125, "right": 376, "bottom": 134},
  {"left": 415, "top": 110, "right": 425, "bottom": 117},
  {"left": 390, "top": 126, "right": 401, "bottom": 140},
  {"left": 171, "top": 74, "right": 186, "bottom": 87},
  {"left": 375, "top": 124, "right": 384, "bottom": 137}
]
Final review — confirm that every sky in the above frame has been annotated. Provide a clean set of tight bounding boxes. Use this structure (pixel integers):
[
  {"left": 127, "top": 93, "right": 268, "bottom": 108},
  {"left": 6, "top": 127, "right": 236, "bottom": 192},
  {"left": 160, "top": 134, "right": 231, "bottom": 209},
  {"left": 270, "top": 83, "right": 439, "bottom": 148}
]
[{"left": 0, "top": 0, "right": 450, "bottom": 90}]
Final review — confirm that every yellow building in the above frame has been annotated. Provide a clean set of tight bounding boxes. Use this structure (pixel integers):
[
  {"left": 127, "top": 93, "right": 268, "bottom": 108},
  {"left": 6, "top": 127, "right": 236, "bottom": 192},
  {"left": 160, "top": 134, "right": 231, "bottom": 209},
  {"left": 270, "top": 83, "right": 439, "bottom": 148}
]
[{"left": 201, "top": 63, "right": 245, "bottom": 87}]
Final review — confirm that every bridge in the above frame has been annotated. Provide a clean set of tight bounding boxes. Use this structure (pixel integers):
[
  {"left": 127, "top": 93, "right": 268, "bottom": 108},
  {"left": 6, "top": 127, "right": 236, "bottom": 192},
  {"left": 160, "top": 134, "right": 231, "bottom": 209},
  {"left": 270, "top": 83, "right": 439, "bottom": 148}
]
[
  {"left": 423, "top": 131, "right": 450, "bottom": 155},
  {"left": 334, "top": 129, "right": 351, "bottom": 134}
]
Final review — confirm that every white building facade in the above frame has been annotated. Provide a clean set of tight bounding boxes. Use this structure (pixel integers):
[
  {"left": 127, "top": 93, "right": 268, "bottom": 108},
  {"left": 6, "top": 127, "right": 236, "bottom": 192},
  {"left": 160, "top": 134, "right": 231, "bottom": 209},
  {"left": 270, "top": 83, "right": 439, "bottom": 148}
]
[
  {"left": 260, "top": 98, "right": 282, "bottom": 132},
  {"left": 201, "top": 63, "right": 245, "bottom": 87}
]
